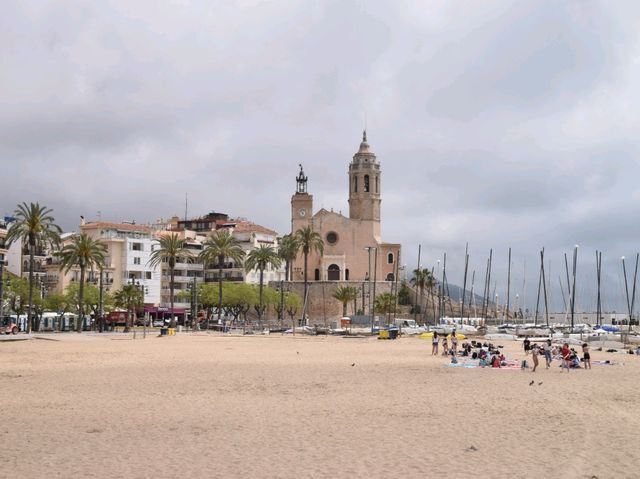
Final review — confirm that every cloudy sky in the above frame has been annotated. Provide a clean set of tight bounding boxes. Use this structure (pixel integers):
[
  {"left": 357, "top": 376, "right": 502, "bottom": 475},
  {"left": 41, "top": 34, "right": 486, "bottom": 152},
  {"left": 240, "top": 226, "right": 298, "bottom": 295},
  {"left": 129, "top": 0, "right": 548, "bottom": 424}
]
[{"left": 2, "top": 0, "right": 640, "bottom": 313}]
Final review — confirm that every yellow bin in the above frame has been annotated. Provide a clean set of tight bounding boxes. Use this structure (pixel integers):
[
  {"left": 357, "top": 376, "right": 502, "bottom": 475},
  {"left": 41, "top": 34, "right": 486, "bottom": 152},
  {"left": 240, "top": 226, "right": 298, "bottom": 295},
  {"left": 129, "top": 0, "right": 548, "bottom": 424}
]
[
  {"left": 168, "top": 328, "right": 176, "bottom": 336},
  {"left": 378, "top": 330, "right": 390, "bottom": 339}
]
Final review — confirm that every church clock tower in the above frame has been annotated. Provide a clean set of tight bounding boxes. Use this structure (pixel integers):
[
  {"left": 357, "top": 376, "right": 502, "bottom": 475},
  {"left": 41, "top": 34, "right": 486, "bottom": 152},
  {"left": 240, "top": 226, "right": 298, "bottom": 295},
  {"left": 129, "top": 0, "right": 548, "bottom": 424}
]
[
  {"left": 291, "top": 164, "right": 313, "bottom": 233},
  {"left": 348, "top": 131, "right": 381, "bottom": 236}
]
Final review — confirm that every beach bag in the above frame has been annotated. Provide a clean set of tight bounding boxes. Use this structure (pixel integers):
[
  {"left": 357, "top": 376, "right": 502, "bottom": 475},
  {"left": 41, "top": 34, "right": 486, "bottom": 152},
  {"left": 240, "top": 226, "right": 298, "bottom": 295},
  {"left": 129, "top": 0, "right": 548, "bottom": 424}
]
[{"left": 451, "top": 356, "right": 458, "bottom": 364}]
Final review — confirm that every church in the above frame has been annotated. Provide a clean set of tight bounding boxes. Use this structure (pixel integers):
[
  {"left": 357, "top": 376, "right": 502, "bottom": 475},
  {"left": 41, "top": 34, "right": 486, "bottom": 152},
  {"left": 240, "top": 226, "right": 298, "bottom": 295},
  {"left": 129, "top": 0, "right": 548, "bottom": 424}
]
[{"left": 290, "top": 132, "right": 401, "bottom": 283}]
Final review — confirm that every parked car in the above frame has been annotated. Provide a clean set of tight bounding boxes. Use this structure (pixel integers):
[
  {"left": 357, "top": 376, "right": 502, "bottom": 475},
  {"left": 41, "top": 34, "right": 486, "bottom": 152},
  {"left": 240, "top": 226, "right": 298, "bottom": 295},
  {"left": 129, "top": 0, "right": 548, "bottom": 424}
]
[{"left": 1, "top": 316, "right": 19, "bottom": 335}]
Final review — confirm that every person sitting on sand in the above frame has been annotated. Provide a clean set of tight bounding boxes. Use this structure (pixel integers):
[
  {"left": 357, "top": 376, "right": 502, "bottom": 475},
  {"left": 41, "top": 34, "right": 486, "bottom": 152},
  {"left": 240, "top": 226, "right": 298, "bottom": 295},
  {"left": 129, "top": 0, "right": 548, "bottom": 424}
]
[
  {"left": 432, "top": 331, "right": 439, "bottom": 356},
  {"left": 582, "top": 343, "right": 591, "bottom": 370},
  {"left": 491, "top": 354, "right": 501, "bottom": 368}
]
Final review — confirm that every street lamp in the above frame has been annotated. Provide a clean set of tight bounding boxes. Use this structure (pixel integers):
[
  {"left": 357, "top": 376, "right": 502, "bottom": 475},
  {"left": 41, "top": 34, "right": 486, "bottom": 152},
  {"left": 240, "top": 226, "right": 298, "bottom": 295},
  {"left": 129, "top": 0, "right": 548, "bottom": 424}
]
[
  {"left": 128, "top": 278, "right": 148, "bottom": 339},
  {"left": 364, "top": 246, "right": 377, "bottom": 334}
]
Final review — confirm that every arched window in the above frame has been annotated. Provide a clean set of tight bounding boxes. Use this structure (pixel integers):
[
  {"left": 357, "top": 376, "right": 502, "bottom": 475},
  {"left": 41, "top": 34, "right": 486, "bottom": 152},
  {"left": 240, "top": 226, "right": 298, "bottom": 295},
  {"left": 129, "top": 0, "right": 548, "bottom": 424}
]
[
  {"left": 386, "top": 273, "right": 395, "bottom": 281},
  {"left": 364, "top": 175, "right": 370, "bottom": 192},
  {"left": 327, "top": 264, "right": 340, "bottom": 281},
  {"left": 353, "top": 176, "right": 357, "bottom": 193},
  {"left": 387, "top": 252, "right": 394, "bottom": 264},
  {"left": 314, "top": 269, "right": 320, "bottom": 281}
]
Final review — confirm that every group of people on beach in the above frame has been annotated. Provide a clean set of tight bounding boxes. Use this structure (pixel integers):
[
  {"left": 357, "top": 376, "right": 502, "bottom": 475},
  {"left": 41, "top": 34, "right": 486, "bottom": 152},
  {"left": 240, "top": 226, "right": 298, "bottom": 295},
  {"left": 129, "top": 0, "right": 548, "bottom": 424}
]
[
  {"left": 523, "top": 337, "right": 591, "bottom": 372},
  {"left": 430, "top": 330, "right": 459, "bottom": 356},
  {"left": 431, "top": 330, "right": 596, "bottom": 372}
]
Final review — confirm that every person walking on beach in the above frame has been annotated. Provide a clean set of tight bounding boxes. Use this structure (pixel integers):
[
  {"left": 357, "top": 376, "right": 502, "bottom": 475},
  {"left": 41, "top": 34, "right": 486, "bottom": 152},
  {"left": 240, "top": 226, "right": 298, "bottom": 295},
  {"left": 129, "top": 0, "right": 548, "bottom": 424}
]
[
  {"left": 451, "top": 329, "right": 458, "bottom": 355},
  {"left": 582, "top": 343, "right": 591, "bottom": 370},
  {"left": 544, "top": 339, "right": 552, "bottom": 369},
  {"left": 531, "top": 343, "right": 540, "bottom": 372},
  {"left": 523, "top": 338, "right": 531, "bottom": 355},
  {"left": 561, "top": 343, "right": 571, "bottom": 372},
  {"left": 432, "top": 331, "right": 439, "bottom": 355}
]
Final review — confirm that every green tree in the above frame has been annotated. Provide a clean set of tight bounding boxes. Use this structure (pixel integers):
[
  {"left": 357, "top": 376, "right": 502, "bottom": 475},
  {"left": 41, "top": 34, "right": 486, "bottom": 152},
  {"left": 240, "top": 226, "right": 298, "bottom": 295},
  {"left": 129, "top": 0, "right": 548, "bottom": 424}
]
[
  {"left": 65, "top": 282, "right": 114, "bottom": 329},
  {"left": 148, "top": 233, "right": 192, "bottom": 328},
  {"left": 222, "top": 283, "right": 256, "bottom": 332},
  {"left": 332, "top": 285, "right": 358, "bottom": 317},
  {"left": 285, "top": 292, "right": 302, "bottom": 331},
  {"left": 278, "top": 234, "right": 299, "bottom": 281},
  {"left": 294, "top": 226, "right": 324, "bottom": 323},
  {"left": 113, "top": 284, "right": 143, "bottom": 331},
  {"left": 397, "top": 282, "right": 412, "bottom": 305},
  {"left": 411, "top": 268, "right": 434, "bottom": 324},
  {"left": 374, "top": 292, "right": 396, "bottom": 324},
  {"left": 245, "top": 244, "right": 282, "bottom": 324},
  {"left": 5, "top": 202, "right": 61, "bottom": 333},
  {"left": 57, "top": 233, "right": 107, "bottom": 332},
  {"left": 198, "top": 230, "right": 245, "bottom": 322},
  {"left": 44, "top": 291, "right": 70, "bottom": 314},
  {"left": 4, "top": 274, "right": 29, "bottom": 317}
]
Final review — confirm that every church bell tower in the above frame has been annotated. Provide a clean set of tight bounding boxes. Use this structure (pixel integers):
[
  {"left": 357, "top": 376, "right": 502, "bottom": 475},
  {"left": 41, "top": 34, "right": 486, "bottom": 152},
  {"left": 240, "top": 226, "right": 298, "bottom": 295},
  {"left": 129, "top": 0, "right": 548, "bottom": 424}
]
[
  {"left": 348, "top": 131, "right": 381, "bottom": 224},
  {"left": 291, "top": 164, "right": 313, "bottom": 233}
]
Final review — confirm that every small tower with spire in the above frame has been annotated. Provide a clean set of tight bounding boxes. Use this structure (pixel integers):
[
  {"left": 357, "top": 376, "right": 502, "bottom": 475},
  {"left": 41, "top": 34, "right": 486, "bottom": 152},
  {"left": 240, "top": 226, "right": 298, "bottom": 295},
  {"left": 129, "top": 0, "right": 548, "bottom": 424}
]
[
  {"left": 291, "top": 163, "right": 313, "bottom": 233},
  {"left": 348, "top": 130, "right": 381, "bottom": 232}
]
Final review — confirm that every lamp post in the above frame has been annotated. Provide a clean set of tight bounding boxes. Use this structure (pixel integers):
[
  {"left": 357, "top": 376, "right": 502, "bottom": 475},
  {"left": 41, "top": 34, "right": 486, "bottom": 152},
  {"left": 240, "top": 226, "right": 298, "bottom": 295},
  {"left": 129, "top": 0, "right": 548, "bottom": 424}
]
[
  {"left": 364, "top": 247, "right": 374, "bottom": 334},
  {"left": 128, "top": 279, "right": 147, "bottom": 339}
]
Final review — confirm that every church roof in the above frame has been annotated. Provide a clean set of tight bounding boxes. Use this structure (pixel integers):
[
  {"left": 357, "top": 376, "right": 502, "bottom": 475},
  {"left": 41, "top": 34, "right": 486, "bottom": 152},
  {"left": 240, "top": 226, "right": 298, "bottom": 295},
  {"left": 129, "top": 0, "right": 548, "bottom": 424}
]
[{"left": 357, "top": 130, "right": 371, "bottom": 153}]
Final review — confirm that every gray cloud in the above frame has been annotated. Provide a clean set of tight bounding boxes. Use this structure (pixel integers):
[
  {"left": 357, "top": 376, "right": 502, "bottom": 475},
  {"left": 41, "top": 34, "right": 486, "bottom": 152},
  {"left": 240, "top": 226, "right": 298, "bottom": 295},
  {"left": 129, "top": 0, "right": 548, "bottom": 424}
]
[{"left": 2, "top": 0, "right": 640, "bottom": 312}]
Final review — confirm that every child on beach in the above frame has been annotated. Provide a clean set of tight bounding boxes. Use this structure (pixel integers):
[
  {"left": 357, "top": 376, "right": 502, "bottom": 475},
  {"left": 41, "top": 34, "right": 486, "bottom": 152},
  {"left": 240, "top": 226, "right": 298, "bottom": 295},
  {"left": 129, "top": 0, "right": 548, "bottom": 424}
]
[
  {"left": 582, "top": 343, "right": 591, "bottom": 370},
  {"left": 451, "top": 330, "right": 458, "bottom": 355},
  {"left": 544, "top": 339, "right": 552, "bottom": 369},
  {"left": 561, "top": 343, "right": 571, "bottom": 372},
  {"left": 531, "top": 343, "right": 540, "bottom": 372},
  {"left": 523, "top": 338, "right": 531, "bottom": 355},
  {"left": 441, "top": 337, "right": 448, "bottom": 356},
  {"left": 432, "top": 332, "right": 439, "bottom": 356}
]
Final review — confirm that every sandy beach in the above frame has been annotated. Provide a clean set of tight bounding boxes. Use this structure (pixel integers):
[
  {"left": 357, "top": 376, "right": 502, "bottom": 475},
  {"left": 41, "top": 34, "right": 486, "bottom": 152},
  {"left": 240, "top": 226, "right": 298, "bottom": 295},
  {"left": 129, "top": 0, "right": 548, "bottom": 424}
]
[{"left": 1, "top": 333, "right": 639, "bottom": 479}]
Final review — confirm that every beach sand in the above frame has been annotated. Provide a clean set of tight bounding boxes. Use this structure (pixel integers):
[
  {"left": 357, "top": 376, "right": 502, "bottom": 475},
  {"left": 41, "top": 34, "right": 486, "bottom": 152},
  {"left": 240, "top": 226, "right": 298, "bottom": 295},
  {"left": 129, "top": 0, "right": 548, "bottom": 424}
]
[{"left": 1, "top": 333, "right": 638, "bottom": 479}]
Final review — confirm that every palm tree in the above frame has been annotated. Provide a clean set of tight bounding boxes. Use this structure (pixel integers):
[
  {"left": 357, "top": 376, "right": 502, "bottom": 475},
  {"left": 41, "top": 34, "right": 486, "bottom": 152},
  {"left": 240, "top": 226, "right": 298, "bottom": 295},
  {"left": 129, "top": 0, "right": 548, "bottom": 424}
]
[
  {"left": 113, "top": 284, "right": 143, "bottom": 332},
  {"left": 5, "top": 202, "right": 61, "bottom": 333},
  {"left": 148, "top": 233, "right": 192, "bottom": 328},
  {"left": 332, "top": 286, "right": 358, "bottom": 317},
  {"left": 57, "top": 233, "right": 107, "bottom": 332},
  {"left": 374, "top": 292, "right": 396, "bottom": 324},
  {"left": 278, "top": 234, "right": 299, "bottom": 281},
  {"left": 198, "top": 230, "right": 245, "bottom": 322},
  {"left": 294, "top": 226, "right": 324, "bottom": 324},
  {"left": 411, "top": 267, "right": 429, "bottom": 324},
  {"left": 245, "top": 244, "right": 283, "bottom": 323}
]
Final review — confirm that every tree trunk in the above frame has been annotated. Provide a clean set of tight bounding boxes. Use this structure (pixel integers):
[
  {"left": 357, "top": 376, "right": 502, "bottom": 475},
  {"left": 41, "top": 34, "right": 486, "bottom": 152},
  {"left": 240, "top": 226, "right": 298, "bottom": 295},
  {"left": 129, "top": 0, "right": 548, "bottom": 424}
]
[
  {"left": 258, "top": 267, "right": 264, "bottom": 322},
  {"left": 77, "top": 265, "right": 85, "bottom": 332},
  {"left": 27, "top": 239, "right": 35, "bottom": 334},
  {"left": 217, "top": 255, "right": 224, "bottom": 321},
  {"left": 170, "top": 265, "right": 175, "bottom": 328},
  {"left": 303, "top": 248, "right": 308, "bottom": 326},
  {"left": 342, "top": 301, "right": 347, "bottom": 317}
]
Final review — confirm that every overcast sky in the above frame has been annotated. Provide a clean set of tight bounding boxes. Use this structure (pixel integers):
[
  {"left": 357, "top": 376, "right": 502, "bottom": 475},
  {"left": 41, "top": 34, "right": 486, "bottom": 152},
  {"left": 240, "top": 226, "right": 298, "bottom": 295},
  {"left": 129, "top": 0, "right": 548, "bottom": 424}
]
[{"left": 2, "top": 1, "right": 640, "bottom": 314}]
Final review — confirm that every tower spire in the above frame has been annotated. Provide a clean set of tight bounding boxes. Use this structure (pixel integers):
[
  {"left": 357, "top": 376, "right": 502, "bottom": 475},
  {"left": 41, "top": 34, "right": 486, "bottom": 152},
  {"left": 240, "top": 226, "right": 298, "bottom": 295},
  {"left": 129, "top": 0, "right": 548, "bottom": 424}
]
[{"left": 363, "top": 129, "right": 367, "bottom": 143}]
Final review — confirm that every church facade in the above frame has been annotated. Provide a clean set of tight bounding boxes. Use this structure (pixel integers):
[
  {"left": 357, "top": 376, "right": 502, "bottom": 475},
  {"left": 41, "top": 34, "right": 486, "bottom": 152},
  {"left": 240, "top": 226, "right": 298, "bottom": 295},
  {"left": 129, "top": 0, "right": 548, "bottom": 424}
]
[{"left": 290, "top": 132, "right": 401, "bottom": 283}]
